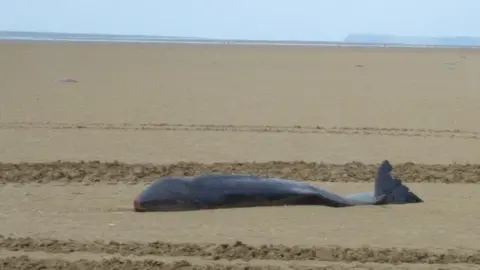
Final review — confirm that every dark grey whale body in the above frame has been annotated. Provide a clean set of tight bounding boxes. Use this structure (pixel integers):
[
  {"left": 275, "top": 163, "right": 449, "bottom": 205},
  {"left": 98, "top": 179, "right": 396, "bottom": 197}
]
[{"left": 133, "top": 160, "right": 423, "bottom": 212}]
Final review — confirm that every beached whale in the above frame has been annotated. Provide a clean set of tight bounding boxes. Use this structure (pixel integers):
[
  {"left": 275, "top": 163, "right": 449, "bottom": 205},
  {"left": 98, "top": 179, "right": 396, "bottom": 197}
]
[{"left": 133, "top": 160, "right": 423, "bottom": 212}]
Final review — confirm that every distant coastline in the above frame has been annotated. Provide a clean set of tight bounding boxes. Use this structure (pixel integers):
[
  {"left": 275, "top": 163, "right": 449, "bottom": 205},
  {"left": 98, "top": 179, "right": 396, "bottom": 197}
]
[{"left": 1, "top": 30, "right": 480, "bottom": 49}]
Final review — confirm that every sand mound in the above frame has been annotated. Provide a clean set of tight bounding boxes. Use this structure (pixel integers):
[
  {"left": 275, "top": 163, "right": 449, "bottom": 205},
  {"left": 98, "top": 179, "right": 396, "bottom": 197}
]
[
  {"left": 1, "top": 235, "right": 479, "bottom": 269},
  {"left": 1, "top": 160, "right": 480, "bottom": 184}
]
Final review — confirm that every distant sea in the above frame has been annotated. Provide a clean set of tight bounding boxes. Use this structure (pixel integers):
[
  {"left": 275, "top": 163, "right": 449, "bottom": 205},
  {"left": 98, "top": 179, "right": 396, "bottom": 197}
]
[{"left": 1, "top": 31, "right": 480, "bottom": 49}]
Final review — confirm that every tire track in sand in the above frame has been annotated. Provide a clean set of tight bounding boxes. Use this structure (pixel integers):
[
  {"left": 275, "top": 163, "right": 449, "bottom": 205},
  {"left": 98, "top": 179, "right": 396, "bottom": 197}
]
[
  {"left": 1, "top": 121, "right": 479, "bottom": 140},
  {"left": 1, "top": 235, "right": 480, "bottom": 269},
  {"left": 2, "top": 251, "right": 478, "bottom": 270},
  {"left": 2, "top": 161, "right": 480, "bottom": 184}
]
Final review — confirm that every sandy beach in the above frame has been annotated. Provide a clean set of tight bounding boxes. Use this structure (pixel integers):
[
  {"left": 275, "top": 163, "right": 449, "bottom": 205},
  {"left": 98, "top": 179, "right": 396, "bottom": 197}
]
[{"left": 1, "top": 41, "right": 480, "bottom": 269}]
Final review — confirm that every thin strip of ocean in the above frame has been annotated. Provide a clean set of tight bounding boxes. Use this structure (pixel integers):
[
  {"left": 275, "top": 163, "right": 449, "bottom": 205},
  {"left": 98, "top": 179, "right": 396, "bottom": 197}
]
[{"left": 1, "top": 31, "right": 479, "bottom": 49}]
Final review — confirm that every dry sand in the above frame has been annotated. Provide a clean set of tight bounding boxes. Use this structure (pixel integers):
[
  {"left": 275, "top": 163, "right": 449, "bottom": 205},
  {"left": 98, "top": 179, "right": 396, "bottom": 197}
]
[{"left": 1, "top": 41, "right": 480, "bottom": 269}]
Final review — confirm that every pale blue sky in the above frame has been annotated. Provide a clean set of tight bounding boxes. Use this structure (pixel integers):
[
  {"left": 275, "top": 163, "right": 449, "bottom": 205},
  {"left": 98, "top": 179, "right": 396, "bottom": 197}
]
[{"left": 1, "top": 0, "right": 479, "bottom": 41}]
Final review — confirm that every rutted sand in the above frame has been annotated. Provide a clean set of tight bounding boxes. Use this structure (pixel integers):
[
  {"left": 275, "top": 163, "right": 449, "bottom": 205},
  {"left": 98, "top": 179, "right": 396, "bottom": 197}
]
[{"left": 2, "top": 160, "right": 480, "bottom": 184}]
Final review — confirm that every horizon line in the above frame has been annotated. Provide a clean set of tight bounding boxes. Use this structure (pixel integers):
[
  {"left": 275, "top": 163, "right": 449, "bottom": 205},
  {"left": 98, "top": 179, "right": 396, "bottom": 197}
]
[{"left": 2, "top": 30, "right": 479, "bottom": 42}]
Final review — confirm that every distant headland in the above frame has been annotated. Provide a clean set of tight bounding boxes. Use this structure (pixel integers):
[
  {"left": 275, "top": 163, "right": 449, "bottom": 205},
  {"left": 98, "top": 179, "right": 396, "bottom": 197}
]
[{"left": 344, "top": 34, "right": 480, "bottom": 47}]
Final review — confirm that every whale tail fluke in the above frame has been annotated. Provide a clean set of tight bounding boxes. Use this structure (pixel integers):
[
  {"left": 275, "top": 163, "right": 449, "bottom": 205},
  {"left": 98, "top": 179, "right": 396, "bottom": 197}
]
[{"left": 374, "top": 160, "right": 423, "bottom": 204}]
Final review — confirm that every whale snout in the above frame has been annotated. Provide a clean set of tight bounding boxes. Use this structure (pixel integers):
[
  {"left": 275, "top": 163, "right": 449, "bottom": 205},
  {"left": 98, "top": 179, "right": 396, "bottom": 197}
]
[{"left": 133, "top": 198, "right": 146, "bottom": 212}]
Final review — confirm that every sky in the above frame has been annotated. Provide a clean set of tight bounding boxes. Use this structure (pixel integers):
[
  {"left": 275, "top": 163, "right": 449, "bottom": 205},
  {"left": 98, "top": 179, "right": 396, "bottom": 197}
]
[{"left": 1, "top": 0, "right": 479, "bottom": 41}]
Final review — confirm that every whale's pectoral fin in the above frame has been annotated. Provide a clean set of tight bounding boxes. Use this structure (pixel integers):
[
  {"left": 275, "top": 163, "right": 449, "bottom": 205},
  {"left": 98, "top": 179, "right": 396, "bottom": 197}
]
[{"left": 374, "top": 160, "right": 423, "bottom": 205}]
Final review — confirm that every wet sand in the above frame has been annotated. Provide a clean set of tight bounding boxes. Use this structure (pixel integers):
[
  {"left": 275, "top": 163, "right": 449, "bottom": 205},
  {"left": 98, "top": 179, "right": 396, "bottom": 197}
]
[{"left": 1, "top": 41, "right": 480, "bottom": 269}]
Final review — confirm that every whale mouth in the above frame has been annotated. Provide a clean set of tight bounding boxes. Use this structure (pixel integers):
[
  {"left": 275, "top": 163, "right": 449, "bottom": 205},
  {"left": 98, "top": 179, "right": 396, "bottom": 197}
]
[{"left": 133, "top": 199, "right": 146, "bottom": 212}]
